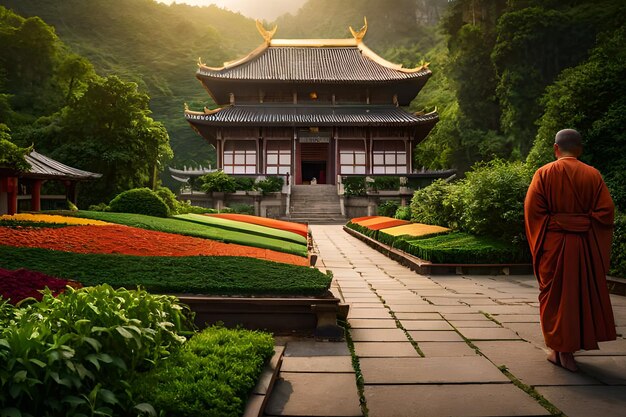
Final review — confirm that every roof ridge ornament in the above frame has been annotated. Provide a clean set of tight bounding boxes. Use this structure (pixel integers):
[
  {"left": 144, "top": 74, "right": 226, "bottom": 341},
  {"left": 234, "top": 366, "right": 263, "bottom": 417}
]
[
  {"left": 256, "top": 20, "right": 278, "bottom": 45},
  {"left": 349, "top": 17, "right": 368, "bottom": 43}
]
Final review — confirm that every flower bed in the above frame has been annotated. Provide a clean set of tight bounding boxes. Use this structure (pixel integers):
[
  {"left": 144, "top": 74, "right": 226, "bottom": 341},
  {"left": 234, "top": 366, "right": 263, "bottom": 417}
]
[
  {"left": 0, "top": 223, "right": 308, "bottom": 265},
  {"left": 61, "top": 211, "right": 308, "bottom": 257},
  {"left": 377, "top": 223, "right": 450, "bottom": 246},
  {"left": 207, "top": 213, "right": 308, "bottom": 238},
  {"left": 0, "top": 268, "right": 81, "bottom": 303},
  {"left": 0, "top": 246, "right": 332, "bottom": 296},
  {"left": 0, "top": 213, "right": 110, "bottom": 225}
]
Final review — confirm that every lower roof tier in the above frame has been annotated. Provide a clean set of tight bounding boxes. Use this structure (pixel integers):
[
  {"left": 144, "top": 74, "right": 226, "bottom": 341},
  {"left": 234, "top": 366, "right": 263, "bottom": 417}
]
[{"left": 185, "top": 105, "right": 438, "bottom": 127}]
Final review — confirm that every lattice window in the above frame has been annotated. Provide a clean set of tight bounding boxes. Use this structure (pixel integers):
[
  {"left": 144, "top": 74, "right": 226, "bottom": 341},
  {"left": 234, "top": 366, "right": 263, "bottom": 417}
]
[
  {"left": 339, "top": 140, "right": 366, "bottom": 175},
  {"left": 266, "top": 140, "right": 291, "bottom": 175},
  {"left": 372, "top": 140, "right": 407, "bottom": 174},
  {"left": 223, "top": 140, "right": 257, "bottom": 174}
]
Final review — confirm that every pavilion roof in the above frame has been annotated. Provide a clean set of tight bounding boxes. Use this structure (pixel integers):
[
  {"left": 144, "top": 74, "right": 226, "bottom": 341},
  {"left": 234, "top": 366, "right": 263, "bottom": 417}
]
[
  {"left": 23, "top": 150, "right": 102, "bottom": 180},
  {"left": 185, "top": 105, "right": 438, "bottom": 127},
  {"left": 197, "top": 43, "right": 431, "bottom": 83}
]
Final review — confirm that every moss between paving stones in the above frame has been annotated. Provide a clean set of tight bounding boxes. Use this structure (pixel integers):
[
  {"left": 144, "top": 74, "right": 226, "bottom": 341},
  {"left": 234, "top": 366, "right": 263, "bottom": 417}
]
[
  {"left": 0, "top": 246, "right": 331, "bottom": 296},
  {"left": 57, "top": 211, "right": 308, "bottom": 257},
  {"left": 131, "top": 326, "right": 275, "bottom": 417}
]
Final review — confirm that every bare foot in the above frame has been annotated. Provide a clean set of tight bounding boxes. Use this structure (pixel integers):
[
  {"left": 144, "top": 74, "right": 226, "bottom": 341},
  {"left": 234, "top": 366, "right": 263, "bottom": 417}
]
[
  {"left": 558, "top": 352, "right": 579, "bottom": 372},
  {"left": 546, "top": 350, "right": 560, "bottom": 366}
]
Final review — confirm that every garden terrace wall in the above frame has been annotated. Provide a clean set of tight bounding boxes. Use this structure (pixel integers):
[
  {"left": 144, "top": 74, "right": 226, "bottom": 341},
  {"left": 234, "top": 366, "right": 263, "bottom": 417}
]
[
  {"left": 344, "top": 225, "right": 533, "bottom": 276},
  {"left": 179, "top": 190, "right": 287, "bottom": 218},
  {"left": 177, "top": 294, "right": 345, "bottom": 339}
]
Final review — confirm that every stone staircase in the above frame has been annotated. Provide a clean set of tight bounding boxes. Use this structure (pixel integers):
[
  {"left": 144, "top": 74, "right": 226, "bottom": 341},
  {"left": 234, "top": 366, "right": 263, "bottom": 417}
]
[{"left": 288, "top": 184, "right": 345, "bottom": 223}]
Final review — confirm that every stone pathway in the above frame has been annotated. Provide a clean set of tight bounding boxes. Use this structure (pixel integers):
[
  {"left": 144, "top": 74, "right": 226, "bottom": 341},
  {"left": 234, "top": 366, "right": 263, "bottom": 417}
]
[{"left": 305, "top": 224, "right": 626, "bottom": 417}]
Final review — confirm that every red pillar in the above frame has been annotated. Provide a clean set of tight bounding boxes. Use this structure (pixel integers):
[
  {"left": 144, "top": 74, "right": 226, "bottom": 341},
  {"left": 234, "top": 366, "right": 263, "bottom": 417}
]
[
  {"left": 7, "top": 177, "right": 18, "bottom": 215},
  {"left": 31, "top": 179, "right": 43, "bottom": 211}
]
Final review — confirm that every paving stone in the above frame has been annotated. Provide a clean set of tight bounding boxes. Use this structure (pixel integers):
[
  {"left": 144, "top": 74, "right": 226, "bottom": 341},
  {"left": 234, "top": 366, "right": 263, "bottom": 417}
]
[
  {"left": 283, "top": 340, "right": 350, "bottom": 357},
  {"left": 264, "top": 372, "right": 362, "bottom": 416},
  {"left": 348, "top": 319, "right": 398, "bottom": 328},
  {"left": 479, "top": 305, "right": 539, "bottom": 315},
  {"left": 505, "top": 322, "right": 546, "bottom": 346},
  {"left": 418, "top": 341, "right": 479, "bottom": 357},
  {"left": 350, "top": 328, "right": 408, "bottom": 342},
  {"left": 575, "top": 339, "right": 626, "bottom": 356},
  {"left": 536, "top": 386, "right": 626, "bottom": 417},
  {"left": 399, "top": 320, "right": 453, "bottom": 331},
  {"left": 348, "top": 303, "right": 384, "bottom": 308},
  {"left": 393, "top": 312, "right": 443, "bottom": 320},
  {"left": 365, "top": 384, "right": 550, "bottom": 417},
  {"left": 407, "top": 330, "right": 464, "bottom": 342},
  {"left": 495, "top": 314, "right": 540, "bottom": 323},
  {"left": 459, "top": 327, "right": 521, "bottom": 341},
  {"left": 448, "top": 320, "right": 501, "bottom": 328},
  {"left": 359, "top": 356, "right": 509, "bottom": 384},
  {"left": 281, "top": 356, "right": 354, "bottom": 373},
  {"left": 575, "top": 356, "right": 626, "bottom": 384},
  {"left": 341, "top": 297, "right": 381, "bottom": 303},
  {"left": 502, "top": 358, "right": 601, "bottom": 387},
  {"left": 473, "top": 341, "right": 546, "bottom": 362},
  {"left": 354, "top": 342, "right": 420, "bottom": 358},
  {"left": 439, "top": 313, "right": 487, "bottom": 321},
  {"left": 421, "top": 297, "right": 465, "bottom": 306},
  {"left": 347, "top": 308, "right": 392, "bottom": 319}
]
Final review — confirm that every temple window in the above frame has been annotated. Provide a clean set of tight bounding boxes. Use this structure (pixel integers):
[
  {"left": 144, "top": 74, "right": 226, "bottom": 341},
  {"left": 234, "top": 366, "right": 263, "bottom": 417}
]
[
  {"left": 266, "top": 140, "right": 291, "bottom": 175},
  {"left": 339, "top": 140, "right": 366, "bottom": 174},
  {"left": 372, "top": 140, "right": 407, "bottom": 174},
  {"left": 223, "top": 140, "right": 257, "bottom": 174}
]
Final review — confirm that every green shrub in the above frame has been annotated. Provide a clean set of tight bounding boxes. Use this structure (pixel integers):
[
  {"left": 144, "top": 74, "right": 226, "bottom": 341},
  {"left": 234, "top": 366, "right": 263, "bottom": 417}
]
[
  {"left": 88, "top": 202, "right": 110, "bottom": 212},
  {"left": 131, "top": 326, "right": 274, "bottom": 417},
  {"left": 372, "top": 176, "right": 400, "bottom": 191},
  {"left": 175, "top": 200, "right": 216, "bottom": 215},
  {"left": 394, "top": 206, "right": 411, "bottom": 220},
  {"left": 199, "top": 171, "right": 236, "bottom": 193},
  {"left": 377, "top": 200, "right": 400, "bottom": 217},
  {"left": 343, "top": 176, "right": 366, "bottom": 196},
  {"left": 255, "top": 176, "right": 284, "bottom": 194},
  {"left": 457, "top": 160, "right": 532, "bottom": 243},
  {"left": 0, "top": 247, "right": 332, "bottom": 296},
  {"left": 410, "top": 179, "right": 460, "bottom": 227},
  {"left": 232, "top": 176, "right": 256, "bottom": 191},
  {"left": 0, "top": 134, "right": 30, "bottom": 172},
  {"left": 611, "top": 213, "right": 626, "bottom": 278},
  {"left": 109, "top": 188, "right": 170, "bottom": 218},
  {"left": 397, "top": 232, "right": 530, "bottom": 264},
  {"left": 155, "top": 186, "right": 180, "bottom": 214},
  {"left": 228, "top": 203, "right": 255, "bottom": 215},
  {"left": 0, "top": 285, "right": 191, "bottom": 416}
]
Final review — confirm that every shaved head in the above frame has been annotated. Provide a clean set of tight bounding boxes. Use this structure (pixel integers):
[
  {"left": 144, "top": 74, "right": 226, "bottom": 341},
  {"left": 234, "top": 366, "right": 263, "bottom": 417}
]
[{"left": 555, "top": 129, "right": 583, "bottom": 153}]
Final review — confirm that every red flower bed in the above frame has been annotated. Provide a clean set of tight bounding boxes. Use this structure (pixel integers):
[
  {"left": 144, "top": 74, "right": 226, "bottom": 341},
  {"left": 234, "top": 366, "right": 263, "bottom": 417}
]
[
  {"left": 0, "top": 224, "right": 308, "bottom": 266},
  {"left": 0, "top": 268, "right": 81, "bottom": 304}
]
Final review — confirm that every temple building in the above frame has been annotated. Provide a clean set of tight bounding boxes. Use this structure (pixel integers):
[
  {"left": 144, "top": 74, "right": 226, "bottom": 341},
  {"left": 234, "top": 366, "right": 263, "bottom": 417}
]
[{"left": 185, "top": 19, "right": 438, "bottom": 185}]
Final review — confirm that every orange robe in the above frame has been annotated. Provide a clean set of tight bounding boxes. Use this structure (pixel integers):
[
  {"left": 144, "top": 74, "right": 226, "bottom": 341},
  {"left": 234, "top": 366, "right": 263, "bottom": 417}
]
[{"left": 524, "top": 157, "right": 616, "bottom": 352}]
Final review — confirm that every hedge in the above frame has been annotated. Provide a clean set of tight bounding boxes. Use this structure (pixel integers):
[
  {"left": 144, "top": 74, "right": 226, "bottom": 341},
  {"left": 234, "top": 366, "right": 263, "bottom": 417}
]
[
  {"left": 109, "top": 188, "right": 170, "bottom": 218},
  {"left": 0, "top": 246, "right": 332, "bottom": 296},
  {"left": 131, "top": 326, "right": 274, "bottom": 417}
]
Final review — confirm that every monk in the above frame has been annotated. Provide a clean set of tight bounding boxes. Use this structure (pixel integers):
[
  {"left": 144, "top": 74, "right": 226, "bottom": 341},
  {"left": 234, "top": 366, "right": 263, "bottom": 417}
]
[{"left": 524, "top": 128, "right": 616, "bottom": 372}]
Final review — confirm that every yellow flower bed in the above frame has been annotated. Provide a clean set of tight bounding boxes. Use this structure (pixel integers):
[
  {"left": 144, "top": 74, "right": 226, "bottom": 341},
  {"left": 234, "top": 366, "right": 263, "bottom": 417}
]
[
  {"left": 380, "top": 223, "right": 450, "bottom": 237},
  {"left": 353, "top": 216, "right": 396, "bottom": 226},
  {"left": 0, "top": 213, "right": 111, "bottom": 226}
]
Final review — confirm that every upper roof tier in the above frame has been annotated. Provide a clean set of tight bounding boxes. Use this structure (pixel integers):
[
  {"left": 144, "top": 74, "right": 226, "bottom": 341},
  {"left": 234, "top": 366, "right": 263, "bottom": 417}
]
[
  {"left": 196, "top": 19, "right": 431, "bottom": 101},
  {"left": 24, "top": 150, "right": 102, "bottom": 181}
]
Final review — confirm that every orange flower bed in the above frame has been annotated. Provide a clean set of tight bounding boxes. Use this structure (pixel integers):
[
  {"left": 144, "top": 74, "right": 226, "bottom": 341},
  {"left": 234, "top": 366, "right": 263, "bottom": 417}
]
[
  {"left": 0, "top": 213, "right": 110, "bottom": 226},
  {"left": 367, "top": 219, "right": 410, "bottom": 231},
  {"left": 207, "top": 213, "right": 309, "bottom": 238},
  {"left": 380, "top": 223, "right": 450, "bottom": 237},
  {"left": 0, "top": 225, "right": 308, "bottom": 266},
  {"left": 350, "top": 215, "right": 379, "bottom": 223},
  {"left": 352, "top": 216, "right": 395, "bottom": 227}
]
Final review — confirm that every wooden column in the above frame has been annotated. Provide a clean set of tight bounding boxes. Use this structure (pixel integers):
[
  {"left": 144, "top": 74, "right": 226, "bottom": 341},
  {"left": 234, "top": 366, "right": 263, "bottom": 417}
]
[
  {"left": 31, "top": 179, "right": 43, "bottom": 211},
  {"left": 65, "top": 181, "right": 77, "bottom": 205},
  {"left": 5, "top": 177, "right": 18, "bottom": 215}
]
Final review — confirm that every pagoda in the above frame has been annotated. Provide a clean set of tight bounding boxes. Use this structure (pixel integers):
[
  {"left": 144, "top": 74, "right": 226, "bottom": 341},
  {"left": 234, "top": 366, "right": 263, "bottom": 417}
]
[{"left": 185, "top": 19, "right": 438, "bottom": 185}]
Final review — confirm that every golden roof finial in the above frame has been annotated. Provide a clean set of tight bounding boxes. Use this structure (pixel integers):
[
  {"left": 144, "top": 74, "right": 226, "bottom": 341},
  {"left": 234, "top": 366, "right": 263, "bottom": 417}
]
[
  {"left": 184, "top": 102, "right": 189, "bottom": 111},
  {"left": 197, "top": 57, "right": 205, "bottom": 67},
  {"left": 256, "top": 20, "right": 278, "bottom": 45},
  {"left": 349, "top": 17, "right": 368, "bottom": 42}
]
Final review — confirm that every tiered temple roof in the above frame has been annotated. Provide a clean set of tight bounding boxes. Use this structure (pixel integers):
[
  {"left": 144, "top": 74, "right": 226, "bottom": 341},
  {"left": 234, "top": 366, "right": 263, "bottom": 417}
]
[{"left": 24, "top": 151, "right": 101, "bottom": 181}]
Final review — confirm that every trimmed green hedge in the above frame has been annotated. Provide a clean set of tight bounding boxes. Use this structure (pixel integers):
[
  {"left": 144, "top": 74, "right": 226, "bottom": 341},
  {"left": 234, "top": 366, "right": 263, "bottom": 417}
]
[
  {"left": 345, "top": 221, "right": 379, "bottom": 240},
  {"left": 396, "top": 232, "right": 530, "bottom": 264},
  {"left": 109, "top": 188, "right": 170, "bottom": 217},
  {"left": 0, "top": 246, "right": 331, "bottom": 296},
  {"left": 131, "top": 326, "right": 274, "bottom": 417},
  {"left": 59, "top": 211, "right": 308, "bottom": 257}
]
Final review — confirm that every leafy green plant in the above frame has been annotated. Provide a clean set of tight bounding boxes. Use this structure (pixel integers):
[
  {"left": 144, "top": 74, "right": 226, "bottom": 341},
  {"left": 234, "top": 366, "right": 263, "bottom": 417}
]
[
  {"left": 0, "top": 248, "right": 332, "bottom": 296},
  {"left": 154, "top": 186, "right": 180, "bottom": 214},
  {"left": 131, "top": 326, "right": 274, "bottom": 417},
  {"left": 377, "top": 200, "right": 400, "bottom": 217},
  {"left": 0, "top": 285, "right": 192, "bottom": 416},
  {"left": 410, "top": 179, "right": 460, "bottom": 227},
  {"left": 610, "top": 212, "right": 626, "bottom": 278},
  {"left": 199, "top": 171, "right": 236, "bottom": 193},
  {"left": 394, "top": 206, "right": 411, "bottom": 221},
  {"left": 232, "top": 176, "right": 256, "bottom": 191},
  {"left": 109, "top": 188, "right": 170, "bottom": 218},
  {"left": 228, "top": 203, "right": 255, "bottom": 215},
  {"left": 88, "top": 202, "right": 110, "bottom": 212},
  {"left": 0, "top": 132, "right": 31, "bottom": 172},
  {"left": 342, "top": 176, "right": 366, "bottom": 197},
  {"left": 175, "top": 200, "right": 216, "bottom": 215},
  {"left": 372, "top": 176, "right": 400, "bottom": 191},
  {"left": 254, "top": 176, "right": 284, "bottom": 194}
]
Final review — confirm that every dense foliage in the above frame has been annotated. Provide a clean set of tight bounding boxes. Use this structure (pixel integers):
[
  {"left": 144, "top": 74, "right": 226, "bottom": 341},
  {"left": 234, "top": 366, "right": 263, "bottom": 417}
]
[
  {"left": 342, "top": 176, "right": 367, "bottom": 197},
  {"left": 109, "top": 188, "right": 170, "bottom": 218},
  {"left": 611, "top": 213, "right": 626, "bottom": 279},
  {"left": 410, "top": 179, "right": 459, "bottom": 227},
  {"left": 0, "top": 285, "right": 190, "bottom": 416},
  {"left": 377, "top": 200, "right": 400, "bottom": 217},
  {"left": 0, "top": 126, "right": 30, "bottom": 172},
  {"left": 0, "top": 247, "right": 331, "bottom": 296},
  {"left": 197, "top": 172, "right": 284, "bottom": 194},
  {"left": 131, "top": 326, "right": 274, "bottom": 417}
]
